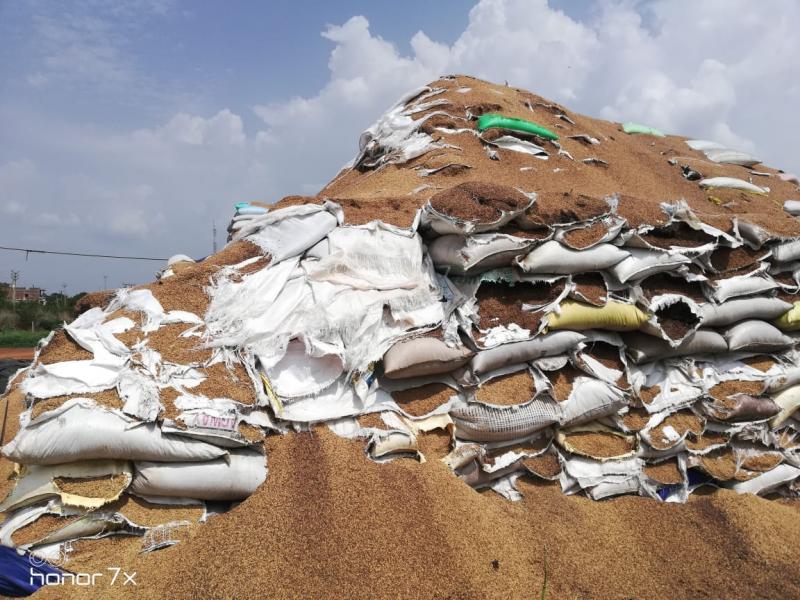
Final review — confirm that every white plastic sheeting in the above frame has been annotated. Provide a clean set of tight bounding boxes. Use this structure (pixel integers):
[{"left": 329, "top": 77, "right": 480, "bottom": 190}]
[
  {"left": 231, "top": 202, "right": 342, "bottom": 262},
  {"left": 22, "top": 290, "right": 204, "bottom": 401},
  {"left": 354, "top": 86, "right": 451, "bottom": 169}
]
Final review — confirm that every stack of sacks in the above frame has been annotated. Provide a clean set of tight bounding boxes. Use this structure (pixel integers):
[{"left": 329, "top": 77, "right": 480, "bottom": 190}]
[
  {"left": 412, "top": 185, "right": 800, "bottom": 501},
  {"left": 3, "top": 75, "right": 800, "bottom": 568},
  {"left": 227, "top": 202, "right": 269, "bottom": 241},
  {"left": 0, "top": 289, "right": 268, "bottom": 561}
]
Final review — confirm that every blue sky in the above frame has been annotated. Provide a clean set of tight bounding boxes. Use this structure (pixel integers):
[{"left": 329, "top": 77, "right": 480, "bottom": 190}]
[{"left": 1, "top": 0, "right": 799, "bottom": 294}]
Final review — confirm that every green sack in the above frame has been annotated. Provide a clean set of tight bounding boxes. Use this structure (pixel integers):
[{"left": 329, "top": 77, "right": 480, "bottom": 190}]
[
  {"left": 477, "top": 114, "right": 558, "bottom": 141},
  {"left": 622, "top": 122, "right": 665, "bottom": 137}
]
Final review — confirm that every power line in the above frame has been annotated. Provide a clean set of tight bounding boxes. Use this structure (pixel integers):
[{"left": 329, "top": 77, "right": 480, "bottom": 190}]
[{"left": 0, "top": 245, "right": 168, "bottom": 262}]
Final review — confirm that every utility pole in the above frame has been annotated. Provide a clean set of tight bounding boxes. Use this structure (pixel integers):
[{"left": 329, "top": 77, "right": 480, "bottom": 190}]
[
  {"left": 103, "top": 274, "right": 108, "bottom": 290},
  {"left": 61, "top": 283, "right": 67, "bottom": 307},
  {"left": 213, "top": 220, "right": 218, "bottom": 254},
  {"left": 10, "top": 270, "right": 19, "bottom": 305}
]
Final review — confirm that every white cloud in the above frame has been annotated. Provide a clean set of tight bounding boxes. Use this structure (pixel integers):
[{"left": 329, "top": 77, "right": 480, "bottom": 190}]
[
  {"left": 24, "top": 0, "right": 176, "bottom": 93},
  {"left": 3, "top": 0, "right": 800, "bottom": 293},
  {"left": 2, "top": 202, "right": 24, "bottom": 215}
]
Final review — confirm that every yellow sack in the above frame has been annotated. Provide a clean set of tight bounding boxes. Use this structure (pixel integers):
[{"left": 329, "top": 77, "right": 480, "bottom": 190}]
[
  {"left": 774, "top": 302, "right": 800, "bottom": 331},
  {"left": 771, "top": 384, "right": 800, "bottom": 428},
  {"left": 547, "top": 299, "right": 649, "bottom": 332}
]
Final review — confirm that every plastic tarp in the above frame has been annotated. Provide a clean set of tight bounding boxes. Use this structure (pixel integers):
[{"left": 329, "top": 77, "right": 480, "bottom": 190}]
[{"left": 0, "top": 546, "right": 62, "bottom": 598}]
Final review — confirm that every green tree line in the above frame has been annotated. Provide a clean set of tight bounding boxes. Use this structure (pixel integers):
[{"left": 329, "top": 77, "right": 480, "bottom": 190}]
[{"left": 0, "top": 291, "right": 85, "bottom": 333}]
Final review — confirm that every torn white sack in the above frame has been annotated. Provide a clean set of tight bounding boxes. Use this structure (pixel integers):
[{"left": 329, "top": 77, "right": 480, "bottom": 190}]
[{"left": 2, "top": 400, "right": 228, "bottom": 464}]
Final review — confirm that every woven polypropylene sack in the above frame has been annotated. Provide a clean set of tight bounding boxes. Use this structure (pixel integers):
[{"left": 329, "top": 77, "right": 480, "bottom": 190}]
[
  {"left": 516, "top": 241, "right": 628, "bottom": 274},
  {"left": 383, "top": 336, "right": 474, "bottom": 379},
  {"left": 451, "top": 399, "right": 561, "bottom": 442}
]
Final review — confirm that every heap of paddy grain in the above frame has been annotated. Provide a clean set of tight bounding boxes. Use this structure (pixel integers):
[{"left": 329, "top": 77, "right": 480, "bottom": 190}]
[{"left": 2, "top": 75, "right": 800, "bottom": 568}]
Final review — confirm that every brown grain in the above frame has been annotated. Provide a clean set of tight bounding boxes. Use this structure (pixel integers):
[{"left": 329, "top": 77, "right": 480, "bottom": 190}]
[
  {"left": 697, "top": 449, "right": 739, "bottom": 481},
  {"left": 744, "top": 356, "right": 779, "bottom": 373},
  {"left": 475, "top": 370, "right": 535, "bottom": 406},
  {"left": 13, "top": 74, "right": 800, "bottom": 600},
  {"left": 571, "top": 272, "right": 607, "bottom": 306},
  {"left": 30, "top": 388, "right": 123, "bottom": 419},
  {"left": 655, "top": 300, "right": 699, "bottom": 340},
  {"left": 237, "top": 256, "right": 272, "bottom": 276},
  {"left": 641, "top": 221, "right": 715, "bottom": 249},
  {"left": 158, "top": 387, "right": 182, "bottom": 421},
  {"left": 549, "top": 366, "right": 585, "bottom": 402},
  {"left": 640, "top": 273, "right": 706, "bottom": 303},
  {"left": 495, "top": 223, "right": 551, "bottom": 239},
  {"left": 61, "top": 535, "right": 153, "bottom": 576},
  {"left": 0, "top": 381, "right": 27, "bottom": 505},
  {"left": 622, "top": 407, "right": 651, "bottom": 431},
  {"left": 391, "top": 383, "right": 454, "bottom": 417},
  {"left": 145, "top": 323, "right": 212, "bottom": 365},
  {"left": 685, "top": 431, "right": 728, "bottom": 452},
  {"left": 709, "top": 380, "right": 764, "bottom": 399},
  {"left": 37, "top": 329, "right": 93, "bottom": 364},
  {"left": 638, "top": 385, "right": 661, "bottom": 405},
  {"left": 357, "top": 412, "right": 388, "bottom": 430},
  {"left": 188, "top": 361, "right": 257, "bottom": 405},
  {"left": 562, "top": 221, "right": 609, "bottom": 249},
  {"left": 523, "top": 192, "right": 610, "bottom": 226},
  {"left": 645, "top": 460, "right": 683, "bottom": 485},
  {"left": 11, "top": 514, "right": 77, "bottom": 546},
  {"left": 39, "top": 427, "right": 800, "bottom": 600},
  {"left": 649, "top": 410, "right": 704, "bottom": 449},
  {"left": 417, "top": 430, "right": 452, "bottom": 461},
  {"left": 560, "top": 430, "right": 635, "bottom": 458},
  {"left": 105, "top": 494, "right": 204, "bottom": 528},
  {"left": 476, "top": 280, "right": 562, "bottom": 332},
  {"left": 134, "top": 241, "right": 263, "bottom": 318},
  {"left": 75, "top": 289, "right": 116, "bottom": 314},
  {"left": 522, "top": 453, "right": 561, "bottom": 478},
  {"left": 584, "top": 341, "right": 624, "bottom": 370},
  {"left": 238, "top": 423, "right": 265, "bottom": 443},
  {"left": 740, "top": 451, "right": 783, "bottom": 473},
  {"left": 429, "top": 181, "right": 530, "bottom": 222},
  {"left": 710, "top": 246, "right": 769, "bottom": 273},
  {"left": 54, "top": 473, "right": 128, "bottom": 498},
  {"left": 616, "top": 194, "right": 670, "bottom": 228}
]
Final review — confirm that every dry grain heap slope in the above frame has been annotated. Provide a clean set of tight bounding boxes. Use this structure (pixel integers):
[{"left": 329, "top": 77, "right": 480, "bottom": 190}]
[{"left": 3, "top": 75, "right": 800, "bottom": 598}]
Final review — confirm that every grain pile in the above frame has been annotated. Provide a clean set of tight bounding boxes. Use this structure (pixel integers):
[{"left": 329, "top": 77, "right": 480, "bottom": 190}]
[{"left": 3, "top": 75, "right": 800, "bottom": 597}]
